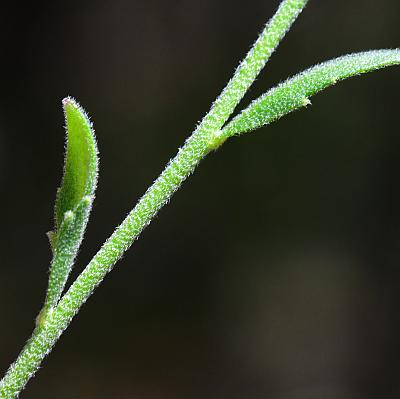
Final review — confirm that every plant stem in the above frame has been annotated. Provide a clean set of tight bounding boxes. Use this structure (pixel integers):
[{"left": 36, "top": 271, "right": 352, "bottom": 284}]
[
  {"left": 220, "top": 49, "right": 400, "bottom": 139},
  {"left": 0, "top": 1, "right": 308, "bottom": 397}
]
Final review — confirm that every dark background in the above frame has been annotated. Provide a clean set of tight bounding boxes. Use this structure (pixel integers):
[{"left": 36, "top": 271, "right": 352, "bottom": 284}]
[{"left": 1, "top": 1, "right": 400, "bottom": 398}]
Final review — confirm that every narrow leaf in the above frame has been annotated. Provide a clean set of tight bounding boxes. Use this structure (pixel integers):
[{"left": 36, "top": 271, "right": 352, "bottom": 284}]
[
  {"left": 55, "top": 97, "right": 98, "bottom": 229},
  {"left": 220, "top": 49, "right": 400, "bottom": 138},
  {"left": 39, "top": 98, "right": 98, "bottom": 323}
]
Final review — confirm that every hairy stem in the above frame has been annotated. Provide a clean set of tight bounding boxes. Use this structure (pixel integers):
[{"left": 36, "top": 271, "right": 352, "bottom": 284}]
[
  {"left": 220, "top": 49, "right": 400, "bottom": 138},
  {"left": 0, "top": 1, "right": 308, "bottom": 397}
]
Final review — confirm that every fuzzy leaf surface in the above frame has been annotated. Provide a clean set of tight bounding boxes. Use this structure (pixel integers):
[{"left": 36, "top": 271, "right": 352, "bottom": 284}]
[
  {"left": 40, "top": 98, "right": 98, "bottom": 320},
  {"left": 221, "top": 49, "right": 400, "bottom": 138},
  {"left": 55, "top": 97, "right": 98, "bottom": 230}
]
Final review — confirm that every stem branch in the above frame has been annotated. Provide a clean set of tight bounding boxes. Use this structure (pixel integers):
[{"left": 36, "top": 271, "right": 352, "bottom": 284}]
[{"left": 0, "top": 1, "right": 308, "bottom": 397}]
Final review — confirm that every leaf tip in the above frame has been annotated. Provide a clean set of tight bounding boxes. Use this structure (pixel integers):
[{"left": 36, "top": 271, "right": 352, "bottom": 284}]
[
  {"left": 62, "top": 97, "right": 80, "bottom": 116},
  {"left": 62, "top": 96, "right": 91, "bottom": 124},
  {"left": 62, "top": 96, "right": 76, "bottom": 106}
]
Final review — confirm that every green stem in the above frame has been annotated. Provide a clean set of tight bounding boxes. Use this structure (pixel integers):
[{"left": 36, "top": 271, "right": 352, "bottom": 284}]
[
  {"left": 0, "top": 1, "right": 308, "bottom": 397},
  {"left": 220, "top": 49, "right": 400, "bottom": 139}
]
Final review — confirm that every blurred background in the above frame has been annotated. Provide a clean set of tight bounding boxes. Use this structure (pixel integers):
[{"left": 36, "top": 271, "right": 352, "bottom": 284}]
[{"left": 1, "top": 0, "right": 400, "bottom": 398}]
